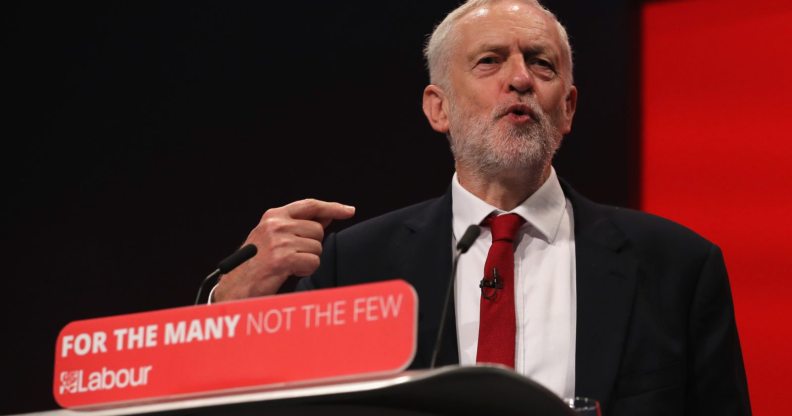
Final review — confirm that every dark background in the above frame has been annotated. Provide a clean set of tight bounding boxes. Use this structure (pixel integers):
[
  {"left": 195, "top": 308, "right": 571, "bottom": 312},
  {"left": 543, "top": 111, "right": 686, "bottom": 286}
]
[{"left": 1, "top": 1, "right": 640, "bottom": 413}]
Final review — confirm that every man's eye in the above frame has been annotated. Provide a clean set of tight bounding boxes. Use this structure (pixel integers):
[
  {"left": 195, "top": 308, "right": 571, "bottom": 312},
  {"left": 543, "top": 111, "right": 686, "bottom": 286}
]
[
  {"left": 535, "top": 59, "right": 551, "bottom": 67},
  {"left": 529, "top": 58, "right": 557, "bottom": 79},
  {"left": 477, "top": 56, "right": 498, "bottom": 65}
]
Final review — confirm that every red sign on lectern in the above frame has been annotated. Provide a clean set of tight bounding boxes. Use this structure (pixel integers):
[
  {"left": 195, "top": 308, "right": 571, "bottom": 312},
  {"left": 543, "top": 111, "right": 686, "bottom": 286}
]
[{"left": 53, "top": 280, "right": 417, "bottom": 408}]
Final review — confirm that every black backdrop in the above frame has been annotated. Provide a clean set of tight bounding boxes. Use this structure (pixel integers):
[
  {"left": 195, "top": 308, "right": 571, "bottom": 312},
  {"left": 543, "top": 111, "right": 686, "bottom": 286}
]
[{"left": 2, "top": 1, "right": 640, "bottom": 413}]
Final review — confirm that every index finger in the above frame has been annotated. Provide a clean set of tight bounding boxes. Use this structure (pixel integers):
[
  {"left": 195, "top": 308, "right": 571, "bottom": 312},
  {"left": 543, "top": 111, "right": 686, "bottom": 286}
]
[{"left": 285, "top": 199, "right": 355, "bottom": 224}]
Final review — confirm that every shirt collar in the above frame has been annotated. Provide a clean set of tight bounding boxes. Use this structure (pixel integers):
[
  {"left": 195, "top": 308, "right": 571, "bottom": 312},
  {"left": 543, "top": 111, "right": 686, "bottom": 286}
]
[{"left": 451, "top": 168, "right": 567, "bottom": 244}]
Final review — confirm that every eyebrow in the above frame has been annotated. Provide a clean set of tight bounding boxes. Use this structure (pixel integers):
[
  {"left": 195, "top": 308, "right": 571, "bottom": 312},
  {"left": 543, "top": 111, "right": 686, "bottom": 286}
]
[
  {"left": 522, "top": 43, "right": 555, "bottom": 57},
  {"left": 468, "top": 41, "right": 558, "bottom": 58}
]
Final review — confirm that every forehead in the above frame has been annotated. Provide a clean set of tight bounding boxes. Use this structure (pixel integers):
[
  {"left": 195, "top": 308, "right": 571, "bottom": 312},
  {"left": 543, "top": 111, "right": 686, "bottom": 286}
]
[{"left": 454, "top": 2, "right": 561, "bottom": 54}]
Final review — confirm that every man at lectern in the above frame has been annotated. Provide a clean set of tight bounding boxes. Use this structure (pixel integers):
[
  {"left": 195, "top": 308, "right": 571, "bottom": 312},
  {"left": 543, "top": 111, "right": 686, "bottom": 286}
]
[{"left": 211, "top": 0, "right": 751, "bottom": 414}]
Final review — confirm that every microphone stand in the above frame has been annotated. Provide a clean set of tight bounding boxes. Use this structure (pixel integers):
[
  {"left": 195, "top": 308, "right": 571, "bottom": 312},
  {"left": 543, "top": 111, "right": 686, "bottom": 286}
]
[
  {"left": 430, "top": 225, "right": 480, "bottom": 368},
  {"left": 194, "top": 244, "right": 257, "bottom": 305}
]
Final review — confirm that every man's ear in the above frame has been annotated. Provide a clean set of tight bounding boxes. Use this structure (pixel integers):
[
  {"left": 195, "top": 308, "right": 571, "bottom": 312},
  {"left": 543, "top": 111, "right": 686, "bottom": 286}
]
[
  {"left": 422, "top": 84, "right": 450, "bottom": 133},
  {"left": 560, "top": 85, "right": 578, "bottom": 134}
]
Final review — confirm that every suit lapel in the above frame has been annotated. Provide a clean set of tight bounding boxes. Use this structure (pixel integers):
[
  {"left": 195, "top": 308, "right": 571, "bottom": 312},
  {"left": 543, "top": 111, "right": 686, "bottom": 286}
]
[
  {"left": 393, "top": 190, "right": 458, "bottom": 368},
  {"left": 563, "top": 183, "right": 639, "bottom": 404}
]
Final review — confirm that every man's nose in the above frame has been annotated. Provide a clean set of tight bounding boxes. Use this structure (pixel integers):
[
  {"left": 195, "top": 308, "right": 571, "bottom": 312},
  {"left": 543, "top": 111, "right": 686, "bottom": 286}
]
[{"left": 507, "top": 58, "right": 534, "bottom": 94}]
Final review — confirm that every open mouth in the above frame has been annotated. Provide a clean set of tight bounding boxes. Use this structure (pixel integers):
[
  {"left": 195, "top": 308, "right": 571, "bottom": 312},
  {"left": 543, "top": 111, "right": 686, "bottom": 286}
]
[{"left": 504, "top": 104, "right": 535, "bottom": 122}]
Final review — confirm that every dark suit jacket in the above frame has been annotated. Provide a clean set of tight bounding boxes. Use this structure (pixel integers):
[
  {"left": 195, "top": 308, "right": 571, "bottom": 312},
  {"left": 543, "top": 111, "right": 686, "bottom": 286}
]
[{"left": 297, "top": 182, "right": 751, "bottom": 415}]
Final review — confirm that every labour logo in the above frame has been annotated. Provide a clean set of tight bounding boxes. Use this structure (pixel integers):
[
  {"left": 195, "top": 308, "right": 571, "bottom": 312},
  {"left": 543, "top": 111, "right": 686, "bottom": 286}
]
[{"left": 59, "top": 371, "right": 81, "bottom": 394}]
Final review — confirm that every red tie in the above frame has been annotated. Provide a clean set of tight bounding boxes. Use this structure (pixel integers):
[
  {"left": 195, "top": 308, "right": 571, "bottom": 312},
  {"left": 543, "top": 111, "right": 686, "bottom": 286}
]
[{"left": 476, "top": 213, "right": 525, "bottom": 368}]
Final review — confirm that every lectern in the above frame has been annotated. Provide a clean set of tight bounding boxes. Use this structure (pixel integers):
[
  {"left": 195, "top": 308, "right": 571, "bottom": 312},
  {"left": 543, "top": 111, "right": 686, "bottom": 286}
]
[{"left": 37, "top": 366, "right": 575, "bottom": 416}]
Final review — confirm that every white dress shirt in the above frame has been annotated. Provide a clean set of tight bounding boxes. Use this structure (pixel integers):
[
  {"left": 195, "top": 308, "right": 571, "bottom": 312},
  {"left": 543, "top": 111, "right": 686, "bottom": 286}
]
[{"left": 451, "top": 168, "right": 577, "bottom": 399}]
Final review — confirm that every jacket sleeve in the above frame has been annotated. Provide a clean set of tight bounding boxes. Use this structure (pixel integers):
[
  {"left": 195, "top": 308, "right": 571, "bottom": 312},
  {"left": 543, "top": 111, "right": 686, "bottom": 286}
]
[{"left": 685, "top": 244, "right": 751, "bottom": 414}]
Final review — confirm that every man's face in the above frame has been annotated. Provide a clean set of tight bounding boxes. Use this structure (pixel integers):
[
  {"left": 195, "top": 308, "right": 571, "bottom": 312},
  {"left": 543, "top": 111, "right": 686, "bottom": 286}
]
[{"left": 432, "top": 1, "right": 577, "bottom": 177}]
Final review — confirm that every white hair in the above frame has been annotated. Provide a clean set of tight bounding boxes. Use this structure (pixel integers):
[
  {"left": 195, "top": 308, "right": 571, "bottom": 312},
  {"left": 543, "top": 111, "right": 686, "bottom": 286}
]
[{"left": 424, "top": 0, "right": 574, "bottom": 89}]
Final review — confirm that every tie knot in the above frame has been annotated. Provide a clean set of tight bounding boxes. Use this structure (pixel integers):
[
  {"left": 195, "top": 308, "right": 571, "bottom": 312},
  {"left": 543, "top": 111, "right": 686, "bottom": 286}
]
[{"left": 482, "top": 213, "right": 525, "bottom": 242}]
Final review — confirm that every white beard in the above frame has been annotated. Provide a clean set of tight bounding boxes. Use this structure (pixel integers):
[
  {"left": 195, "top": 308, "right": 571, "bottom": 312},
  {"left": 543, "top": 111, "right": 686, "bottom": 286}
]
[{"left": 446, "top": 97, "right": 563, "bottom": 179}]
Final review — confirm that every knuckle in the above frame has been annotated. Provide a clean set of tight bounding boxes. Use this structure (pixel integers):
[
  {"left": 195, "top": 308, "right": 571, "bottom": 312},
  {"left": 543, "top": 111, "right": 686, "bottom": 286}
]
[
  {"left": 307, "top": 255, "right": 320, "bottom": 270},
  {"left": 260, "top": 217, "right": 288, "bottom": 234},
  {"left": 261, "top": 207, "right": 281, "bottom": 220},
  {"left": 296, "top": 256, "right": 320, "bottom": 276},
  {"left": 302, "top": 198, "right": 320, "bottom": 210},
  {"left": 270, "top": 236, "right": 290, "bottom": 250},
  {"left": 314, "top": 223, "right": 325, "bottom": 240}
]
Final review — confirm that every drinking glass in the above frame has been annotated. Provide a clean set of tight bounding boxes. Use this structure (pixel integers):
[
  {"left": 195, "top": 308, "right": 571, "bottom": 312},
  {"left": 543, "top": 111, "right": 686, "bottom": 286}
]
[{"left": 564, "top": 396, "right": 601, "bottom": 416}]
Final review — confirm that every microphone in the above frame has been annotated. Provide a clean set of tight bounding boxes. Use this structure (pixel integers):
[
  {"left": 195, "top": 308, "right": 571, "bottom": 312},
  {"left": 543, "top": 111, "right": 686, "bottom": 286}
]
[
  {"left": 193, "top": 244, "right": 257, "bottom": 305},
  {"left": 430, "top": 225, "right": 480, "bottom": 368}
]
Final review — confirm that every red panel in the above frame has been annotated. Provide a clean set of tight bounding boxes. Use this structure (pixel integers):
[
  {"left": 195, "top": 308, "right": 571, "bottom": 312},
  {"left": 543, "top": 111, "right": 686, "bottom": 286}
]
[
  {"left": 642, "top": 0, "right": 792, "bottom": 413},
  {"left": 53, "top": 280, "right": 417, "bottom": 408}
]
